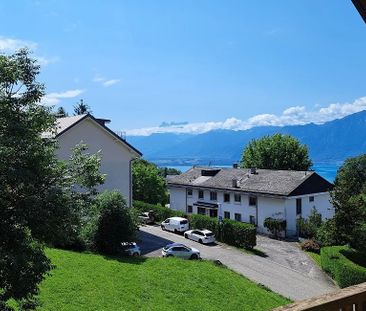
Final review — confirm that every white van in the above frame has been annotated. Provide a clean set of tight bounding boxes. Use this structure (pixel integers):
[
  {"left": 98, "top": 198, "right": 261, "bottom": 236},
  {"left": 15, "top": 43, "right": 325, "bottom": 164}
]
[{"left": 161, "top": 217, "right": 189, "bottom": 233}]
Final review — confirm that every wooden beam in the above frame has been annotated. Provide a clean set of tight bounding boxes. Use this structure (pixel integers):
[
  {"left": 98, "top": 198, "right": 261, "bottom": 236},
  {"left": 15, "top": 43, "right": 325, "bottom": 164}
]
[{"left": 352, "top": 0, "right": 366, "bottom": 23}]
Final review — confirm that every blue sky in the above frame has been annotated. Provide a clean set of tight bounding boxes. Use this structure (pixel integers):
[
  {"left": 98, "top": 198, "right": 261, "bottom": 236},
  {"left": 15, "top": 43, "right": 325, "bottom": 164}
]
[{"left": 1, "top": 1, "right": 365, "bottom": 135}]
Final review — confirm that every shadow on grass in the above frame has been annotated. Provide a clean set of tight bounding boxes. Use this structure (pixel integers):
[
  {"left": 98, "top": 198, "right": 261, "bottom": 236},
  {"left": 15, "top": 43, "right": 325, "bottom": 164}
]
[
  {"left": 102, "top": 254, "right": 148, "bottom": 265},
  {"left": 340, "top": 248, "right": 366, "bottom": 267}
]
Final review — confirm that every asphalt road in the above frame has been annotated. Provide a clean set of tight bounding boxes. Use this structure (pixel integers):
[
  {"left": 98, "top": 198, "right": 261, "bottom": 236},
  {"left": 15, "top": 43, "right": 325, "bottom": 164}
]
[{"left": 138, "top": 225, "right": 337, "bottom": 301}]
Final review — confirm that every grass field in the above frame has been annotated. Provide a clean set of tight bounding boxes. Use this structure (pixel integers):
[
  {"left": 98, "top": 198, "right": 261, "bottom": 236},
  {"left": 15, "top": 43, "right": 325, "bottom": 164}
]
[
  {"left": 36, "top": 248, "right": 290, "bottom": 311},
  {"left": 307, "top": 251, "right": 321, "bottom": 267}
]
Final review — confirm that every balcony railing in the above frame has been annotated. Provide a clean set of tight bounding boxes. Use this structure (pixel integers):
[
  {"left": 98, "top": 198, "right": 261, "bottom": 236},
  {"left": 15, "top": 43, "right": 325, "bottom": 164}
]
[{"left": 273, "top": 282, "right": 366, "bottom": 311}]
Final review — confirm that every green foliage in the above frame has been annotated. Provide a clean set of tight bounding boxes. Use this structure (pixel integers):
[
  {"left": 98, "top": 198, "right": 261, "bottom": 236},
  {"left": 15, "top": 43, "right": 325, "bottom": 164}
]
[
  {"left": 91, "top": 191, "right": 137, "bottom": 254},
  {"left": 188, "top": 214, "right": 220, "bottom": 236},
  {"left": 37, "top": 248, "right": 290, "bottom": 310},
  {"left": 55, "top": 106, "right": 68, "bottom": 118},
  {"left": 133, "top": 200, "right": 185, "bottom": 221},
  {"left": 321, "top": 246, "right": 366, "bottom": 288},
  {"left": 331, "top": 154, "right": 366, "bottom": 248},
  {"left": 263, "top": 218, "right": 287, "bottom": 238},
  {"left": 0, "top": 49, "right": 56, "bottom": 308},
  {"left": 300, "top": 240, "right": 320, "bottom": 253},
  {"left": 316, "top": 218, "right": 337, "bottom": 247},
  {"left": 158, "top": 167, "right": 182, "bottom": 178},
  {"left": 240, "top": 134, "right": 312, "bottom": 170},
  {"left": 73, "top": 99, "right": 91, "bottom": 115},
  {"left": 297, "top": 208, "right": 322, "bottom": 239},
  {"left": 132, "top": 159, "right": 168, "bottom": 205},
  {"left": 221, "top": 219, "right": 257, "bottom": 249}
]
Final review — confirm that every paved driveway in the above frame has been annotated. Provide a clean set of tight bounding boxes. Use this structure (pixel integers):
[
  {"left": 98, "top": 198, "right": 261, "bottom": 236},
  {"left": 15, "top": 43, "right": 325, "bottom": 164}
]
[{"left": 138, "top": 225, "right": 337, "bottom": 301}]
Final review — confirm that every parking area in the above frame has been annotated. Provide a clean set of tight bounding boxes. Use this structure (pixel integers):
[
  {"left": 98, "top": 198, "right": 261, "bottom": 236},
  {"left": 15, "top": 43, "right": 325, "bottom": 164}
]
[{"left": 138, "top": 224, "right": 337, "bottom": 301}]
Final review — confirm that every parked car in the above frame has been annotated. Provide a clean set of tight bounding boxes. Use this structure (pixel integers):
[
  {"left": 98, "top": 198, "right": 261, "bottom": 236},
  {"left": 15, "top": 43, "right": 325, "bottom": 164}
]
[
  {"left": 161, "top": 217, "right": 189, "bottom": 233},
  {"left": 138, "top": 211, "right": 155, "bottom": 224},
  {"left": 184, "top": 229, "right": 215, "bottom": 244},
  {"left": 121, "top": 242, "right": 141, "bottom": 257},
  {"left": 161, "top": 243, "right": 200, "bottom": 259}
]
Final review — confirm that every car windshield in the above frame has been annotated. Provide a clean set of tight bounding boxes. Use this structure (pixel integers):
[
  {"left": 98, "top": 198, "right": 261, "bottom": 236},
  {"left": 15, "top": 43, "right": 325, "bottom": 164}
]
[{"left": 180, "top": 220, "right": 188, "bottom": 224}]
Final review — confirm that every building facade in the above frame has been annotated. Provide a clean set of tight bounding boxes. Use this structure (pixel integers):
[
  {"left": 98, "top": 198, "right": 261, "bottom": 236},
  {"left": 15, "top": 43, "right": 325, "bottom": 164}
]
[{"left": 168, "top": 166, "right": 334, "bottom": 236}]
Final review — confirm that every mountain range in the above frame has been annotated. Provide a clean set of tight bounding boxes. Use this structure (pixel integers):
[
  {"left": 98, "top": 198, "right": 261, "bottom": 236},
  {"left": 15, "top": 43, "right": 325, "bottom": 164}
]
[{"left": 126, "top": 110, "right": 366, "bottom": 166}]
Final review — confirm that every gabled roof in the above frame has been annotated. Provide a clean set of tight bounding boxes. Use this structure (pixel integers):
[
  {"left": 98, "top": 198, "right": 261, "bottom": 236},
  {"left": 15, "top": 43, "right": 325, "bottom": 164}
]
[
  {"left": 167, "top": 166, "right": 333, "bottom": 197},
  {"left": 53, "top": 114, "right": 142, "bottom": 157}
]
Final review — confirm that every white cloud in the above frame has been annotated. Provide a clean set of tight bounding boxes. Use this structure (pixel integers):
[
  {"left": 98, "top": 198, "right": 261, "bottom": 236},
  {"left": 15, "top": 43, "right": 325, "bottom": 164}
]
[
  {"left": 41, "top": 89, "right": 84, "bottom": 106},
  {"left": 0, "top": 36, "right": 58, "bottom": 66},
  {"left": 125, "top": 96, "right": 366, "bottom": 136},
  {"left": 93, "top": 74, "right": 120, "bottom": 87}
]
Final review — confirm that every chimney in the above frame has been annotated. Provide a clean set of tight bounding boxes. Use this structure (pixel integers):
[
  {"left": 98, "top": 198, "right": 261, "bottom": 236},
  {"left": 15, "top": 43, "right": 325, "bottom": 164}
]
[
  {"left": 250, "top": 167, "right": 257, "bottom": 174},
  {"left": 233, "top": 163, "right": 238, "bottom": 169},
  {"left": 232, "top": 178, "right": 238, "bottom": 188}
]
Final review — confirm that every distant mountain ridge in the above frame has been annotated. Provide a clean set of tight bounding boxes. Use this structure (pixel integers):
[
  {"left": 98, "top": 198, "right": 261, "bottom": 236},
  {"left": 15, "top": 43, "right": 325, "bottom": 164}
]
[{"left": 127, "top": 110, "right": 366, "bottom": 166}]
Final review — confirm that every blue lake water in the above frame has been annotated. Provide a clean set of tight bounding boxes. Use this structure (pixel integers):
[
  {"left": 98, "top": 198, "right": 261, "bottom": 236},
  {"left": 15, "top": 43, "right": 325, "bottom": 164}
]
[{"left": 163, "top": 162, "right": 341, "bottom": 182}]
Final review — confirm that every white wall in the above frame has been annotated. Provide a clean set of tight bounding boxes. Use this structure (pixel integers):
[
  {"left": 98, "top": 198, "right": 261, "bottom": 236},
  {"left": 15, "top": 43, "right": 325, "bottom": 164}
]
[
  {"left": 285, "top": 192, "right": 335, "bottom": 236},
  {"left": 169, "top": 187, "right": 187, "bottom": 212},
  {"left": 257, "top": 197, "right": 286, "bottom": 234},
  {"left": 57, "top": 118, "right": 136, "bottom": 206}
]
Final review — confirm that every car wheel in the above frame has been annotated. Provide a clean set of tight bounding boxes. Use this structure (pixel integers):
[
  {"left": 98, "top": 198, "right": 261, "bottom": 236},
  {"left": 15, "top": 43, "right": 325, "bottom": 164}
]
[
  {"left": 198, "top": 239, "right": 203, "bottom": 244},
  {"left": 166, "top": 254, "right": 173, "bottom": 258},
  {"left": 132, "top": 252, "right": 139, "bottom": 257},
  {"left": 161, "top": 225, "right": 165, "bottom": 231},
  {"left": 174, "top": 229, "right": 178, "bottom": 233},
  {"left": 184, "top": 234, "right": 188, "bottom": 239},
  {"left": 190, "top": 254, "right": 198, "bottom": 260}
]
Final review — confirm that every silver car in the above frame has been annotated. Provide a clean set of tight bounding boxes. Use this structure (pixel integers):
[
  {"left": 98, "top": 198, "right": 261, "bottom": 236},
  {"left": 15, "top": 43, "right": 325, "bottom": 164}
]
[
  {"left": 162, "top": 243, "right": 200, "bottom": 260},
  {"left": 121, "top": 242, "right": 141, "bottom": 257},
  {"left": 184, "top": 229, "right": 216, "bottom": 244}
]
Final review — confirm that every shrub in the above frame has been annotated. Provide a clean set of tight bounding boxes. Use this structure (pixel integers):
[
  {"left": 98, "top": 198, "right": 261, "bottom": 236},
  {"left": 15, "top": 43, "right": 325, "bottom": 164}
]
[
  {"left": 316, "top": 218, "right": 337, "bottom": 247},
  {"left": 221, "top": 219, "right": 256, "bottom": 249},
  {"left": 188, "top": 214, "right": 219, "bottom": 236},
  {"left": 301, "top": 239, "right": 320, "bottom": 253},
  {"left": 321, "top": 246, "right": 366, "bottom": 288},
  {"left": 92, "top": 191, "right": 137, "bottom": 254},
  {"left": 263, "top": 218, "right": 286, "bottom": 238},
  {"left": 297, "top": 208, "right": 322, "bottom": 239},
  {"left": 133, "top": 200, "right": 186, "bottom": 222}
]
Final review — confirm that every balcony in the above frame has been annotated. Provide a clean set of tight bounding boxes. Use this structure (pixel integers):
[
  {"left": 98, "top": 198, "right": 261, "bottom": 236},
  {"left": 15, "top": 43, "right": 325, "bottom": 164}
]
[{"left": 273, "top": 282, "right": 366, "bottom": 311}]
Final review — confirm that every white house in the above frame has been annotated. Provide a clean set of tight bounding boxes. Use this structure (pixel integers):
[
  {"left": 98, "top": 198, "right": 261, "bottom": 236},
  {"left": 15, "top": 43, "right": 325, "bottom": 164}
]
[
  {"left": 53, "top": 114, "right": 142, "bottom": 207},
  {"left": 167, "top": 166, "right": 334, "bottom": 236}
]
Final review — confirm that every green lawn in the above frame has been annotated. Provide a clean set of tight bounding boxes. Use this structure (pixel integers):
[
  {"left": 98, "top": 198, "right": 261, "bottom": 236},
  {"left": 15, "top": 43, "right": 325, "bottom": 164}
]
[
  {"left": 306, "top": 251, "right": 321, "bottom": 267},
  {"left": 37, "top": 248, "right": 290, "bottom": 311}
]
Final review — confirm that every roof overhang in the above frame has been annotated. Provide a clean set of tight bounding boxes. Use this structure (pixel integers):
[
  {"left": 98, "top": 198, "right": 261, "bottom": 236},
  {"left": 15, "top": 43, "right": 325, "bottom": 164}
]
[
  {"left": 352, "top": 0, "right": 366, "bottom": 23},
  {"left": 193, "top": 201, "right": 218, "bottom": 209}
]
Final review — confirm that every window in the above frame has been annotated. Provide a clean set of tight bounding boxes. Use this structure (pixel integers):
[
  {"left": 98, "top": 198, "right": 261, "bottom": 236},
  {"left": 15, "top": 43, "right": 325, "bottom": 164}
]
[
  {"left": 224, "top": 193, "right": 230, "bottom": 202},
  {"left": 187, "top": 188, "right": 192, "bottom": 196},
  {"left": 296, "top": 198, "right": 302, "bottom": 215},
  {"left": 187, "top": 205, "right": 193, "bottom": 213},
  {"left": 180, "top": 220, "right": 188, "bottom": 225},
  {"left": 209, "top": 209, "right": 218, "bottom": 218},
  {"left": 250, "top": 215, "right": 256, "bottom": 225},
  {"left": 210, "top": 191, "right": 217, "bottom": 201},
  {"left": 198, "top": 190, "right": 204, "bottom": 199},
  {"left": 224, "top": 211, "right": 230, "bottom": 219},
  {"left": 198, "top": 207, "right": 206, "bottom": 215},
  {"left": 234, "top": 194, "right": 241, "bottom": 203},
  {"left": 309, "top": 196, "right": 314, "bottom": 202},
  {"left": 249, "top": 196, "right": 257, "bottom": 206},
  {"left": 234, "top": 213, "right": 242, "bottom": 221}
]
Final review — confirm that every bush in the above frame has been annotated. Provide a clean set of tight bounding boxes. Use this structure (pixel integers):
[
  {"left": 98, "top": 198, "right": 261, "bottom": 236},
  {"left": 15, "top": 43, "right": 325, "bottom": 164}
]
[
  {"left": 92, "top": 191, "right": 137, "bottom": 254},
  {"left": 321, "top": 246, "right": 366, "bottom": 288},
  {"left": 297, "top": 208, "right": 322, "bottom": 239},
  {"left": 263, "top": 218, "right": 286, "bottom": 238},
  {"left": 133, "top": 200, "right": 186, "bottom": 222},
  {"left": 316, "top": 218, "right": 337, "bottom": 247},
  {"left": 221, "top": 219, "right": 256, "bottom": 249},
  {"left": 301, "top": 239, "right": 320, "bottom": 253},
  {"left": 188, "top": 214, "right": 220, "bottom": 236}
]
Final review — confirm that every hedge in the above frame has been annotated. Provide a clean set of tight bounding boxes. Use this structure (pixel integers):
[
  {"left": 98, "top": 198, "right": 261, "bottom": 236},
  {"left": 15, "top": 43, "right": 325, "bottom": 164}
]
[
  {"left": 321, "top": 246, "right": 366, "bottom": 288},
  {"left": 221, "top": 219, "right": 256, "bottom": 249},
  {"left": 133, "top": 201, "right": 256, "bottom": 249},
  {"left": 133, "top": 200, "right": 186, "bottom": 222}
]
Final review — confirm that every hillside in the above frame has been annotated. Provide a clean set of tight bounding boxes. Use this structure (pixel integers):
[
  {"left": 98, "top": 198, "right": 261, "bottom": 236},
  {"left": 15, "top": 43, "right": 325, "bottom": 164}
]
[
  {"left": 36, "top": 248, "right": 289, "bottom": 311},
  {"left": 127, "top": 110, "right": 366, "bottom": 165}
]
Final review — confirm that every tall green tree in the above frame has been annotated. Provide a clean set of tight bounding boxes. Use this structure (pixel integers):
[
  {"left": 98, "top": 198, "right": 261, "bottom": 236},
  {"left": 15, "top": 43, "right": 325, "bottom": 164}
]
[
  {"left": 331, "top": 154, "right": 366, "bottom": 249},
  {"left": 56, "top": 106, "right": 68, "bottom": 117},
  {"left": 73, "top": 99, "right": 91, "bottom": 115},
  {"left": 0, "top": 49, "right": 55, "bottom": 309},
  {"left": 132, "top": 159, "right": 168, "bottom": 205},
  {"left": 240, "top": 134, "right": 312, "bottom": 170}
]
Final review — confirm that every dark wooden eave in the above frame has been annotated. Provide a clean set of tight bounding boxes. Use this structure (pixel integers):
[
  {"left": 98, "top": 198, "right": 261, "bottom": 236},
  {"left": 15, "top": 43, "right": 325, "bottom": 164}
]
[{"left": 352, "top": 0, "right": 366, "bottom": 23}]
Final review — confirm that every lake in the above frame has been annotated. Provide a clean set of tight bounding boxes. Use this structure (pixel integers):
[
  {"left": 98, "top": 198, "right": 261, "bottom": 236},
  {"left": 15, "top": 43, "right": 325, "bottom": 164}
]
[{"left": 162, "top": 162, "right": 341, "bottom": 182}]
